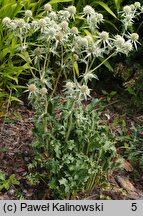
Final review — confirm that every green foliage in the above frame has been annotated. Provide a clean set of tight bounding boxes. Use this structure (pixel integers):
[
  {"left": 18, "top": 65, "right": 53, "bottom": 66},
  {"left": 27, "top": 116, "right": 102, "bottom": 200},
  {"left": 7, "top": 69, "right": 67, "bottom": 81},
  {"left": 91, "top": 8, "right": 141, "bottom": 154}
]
[
  {"left": 115, "top": 60, "right": 143, "bottom": 110},
  {"left": 126, "top": 124, "right": 143, "bottom": 171},
  {"left": 72, "top": 0, "right": 123, "bottom": 14},
  {"left": 0, "top": 170, "right": 20, "bottom": 191},
  {"left": 102, "top": 90, "right": 117, "bottom": 102},
  {"left": 113, "top": 0, "right": 123, "bottom": 12},
  {"left": 28, "top": 94, "right": 121, "bottom": 199},
  {"left": 0, "top": 0, "right": 26, "bottom": 108},
  {"left": 94, "top": 1, "right": 117, "bottom": 18},
  {"left": 0, "top": 2, "right": 38, "bottom": 105},
  {"left": 113, "top": 118, "right": 143, "bottom": 175},
  {"left": 3, "top": 2, "right": 141, "bottom": 199},
  {"left": 49, "top": 0, "right": 72, "bottom": 3},
  {"left": 0, "top": 0, "right": 23, "bottom": 19},
  {"left": 0, "top": 0, "right": 49, "bottom": 110},
  {"left": 3, "top": 2, "right": 140, "bottom": 94}
]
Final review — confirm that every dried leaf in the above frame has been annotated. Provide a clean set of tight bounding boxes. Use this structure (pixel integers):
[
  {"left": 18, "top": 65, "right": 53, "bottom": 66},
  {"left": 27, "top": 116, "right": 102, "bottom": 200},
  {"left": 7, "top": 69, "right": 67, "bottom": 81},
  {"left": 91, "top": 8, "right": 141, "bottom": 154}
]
[{"left": 124, "top": 160, "right": 133, "bottom": 172}]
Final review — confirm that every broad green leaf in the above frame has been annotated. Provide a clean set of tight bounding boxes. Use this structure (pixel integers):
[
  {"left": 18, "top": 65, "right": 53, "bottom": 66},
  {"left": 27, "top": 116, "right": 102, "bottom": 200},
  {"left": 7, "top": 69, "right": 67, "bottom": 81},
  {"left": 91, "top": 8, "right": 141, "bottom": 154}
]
[
  {"left": 54, "top": 144, "right": 61, "bottom": 158},
  {"left": 9, "top": 174, "right": 20, "bottom": 186},
  {"left": 11, "top": 2, "right": 23, "bottom": 18},
  {"left": 3, "top": 181, "right": 11, "bottom": 190},
  {"left": 95, "top": 1, "right": 117, "bottom": 18},
  {"left": 0, "top": 3, "right": 19, "bottom": 18},
  {"left": 126, "top": 87, "right": 136, "bottom": 96},
  {"left": 48, "top": 177, "right": 57, "bottom": 189},
  {"left": 59, "top": 177, "right": 68, "bottom": 186}
]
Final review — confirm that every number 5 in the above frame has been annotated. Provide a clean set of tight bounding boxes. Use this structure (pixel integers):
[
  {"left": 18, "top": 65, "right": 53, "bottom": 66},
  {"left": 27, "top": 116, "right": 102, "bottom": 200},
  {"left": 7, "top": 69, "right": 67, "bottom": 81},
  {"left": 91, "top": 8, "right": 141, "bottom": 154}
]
[{"left": 131, "top": 203, "right": 137, "bottom": 211}]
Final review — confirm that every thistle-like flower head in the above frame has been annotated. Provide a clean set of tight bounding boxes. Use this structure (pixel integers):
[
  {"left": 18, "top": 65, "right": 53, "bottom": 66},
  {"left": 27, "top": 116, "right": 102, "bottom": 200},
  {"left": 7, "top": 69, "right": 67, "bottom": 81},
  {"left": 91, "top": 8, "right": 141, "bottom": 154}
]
[
  {"left": 28, "top": 84, "right": 37, "bottom": 93},
  {"left": 124, "top": 41, "right": 133, "bottom": 54},
  {"left": 100, "top": 31, "right": 109, "bottom": 41},
  {"left": 130, "top": 33, "right": 139, "bottom": 42},
  {"left": 44, "top": 3, "right": 52, "bottom": 12},
  {"left": 80, "top": 84, "right": 91, "bottom": 100},
  {"left": 114, "top": 35, "right": 125, "bottom": 48},
  {"left": 66, "top": 6, "right": 76, "bottom": 17},
  {"left": 128, "top": 33, "right": 140, "bottom": 50},
  {"left": 77, "top": 37, "right": 88, "bottom": 48},
  {"left": 134, "top": 2, "right": 141, "bottom": 9},
  {"left": 38, "top": 18, "right": 47, "bottom": 28},
  {"left": 2, "top": 17, "right": 11, "bottom": 25},
  {"left": 83, "top": 5, "right": 95, "bottom": 16},
  {"left": 71, "top": 26, "right": 78, "bottom": 35},
  {"left": 48, "top": 11, "right": 58, "bottom": 21},
  {"left": 65, "top": 81, "right": 75, "bottom": 91},
  {"left": 55, "top": 31, "right": 63, "bottom": 41},
  {"left": 40, "top": 87, "right": 47, "bottom": 95},
  {"left": 58, "top": 10, "right": 70, "bottom": 21},
  {"left": 25, "top": 10, "right": 32, "bottom": 18},
  {"left": 84, "top": 35, "right": 93, "bottom": 44},
  {"left": 123, "top": 5, "right": 132, "bottom": 14},
  {"left": 60, "top": 21, "right": 69, "bottom": 32}
]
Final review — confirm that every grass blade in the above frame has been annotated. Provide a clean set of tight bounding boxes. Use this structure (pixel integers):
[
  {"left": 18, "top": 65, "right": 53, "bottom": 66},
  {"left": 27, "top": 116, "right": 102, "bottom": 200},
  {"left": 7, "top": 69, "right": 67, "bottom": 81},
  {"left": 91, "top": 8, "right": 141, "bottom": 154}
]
[
  {"left": 95, "top": 1, "right": 117, "bottom": 18},
  {"left": 49, "top": 0, "right": 72, "bottom": 4}
]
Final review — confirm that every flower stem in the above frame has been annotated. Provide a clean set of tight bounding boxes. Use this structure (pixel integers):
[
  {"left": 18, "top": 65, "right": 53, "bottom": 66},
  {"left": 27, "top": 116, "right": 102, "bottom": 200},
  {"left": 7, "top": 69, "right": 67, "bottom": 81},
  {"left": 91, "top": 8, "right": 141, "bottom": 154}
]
[
  {"left": 65, "top": 101, "right": 75, "bottom": 142},
  {"left": 90, "top": 51, "right": 116, "bottom": 73},
  {"left": 51, "top": 45, "right": 64, "bottom": 97}
]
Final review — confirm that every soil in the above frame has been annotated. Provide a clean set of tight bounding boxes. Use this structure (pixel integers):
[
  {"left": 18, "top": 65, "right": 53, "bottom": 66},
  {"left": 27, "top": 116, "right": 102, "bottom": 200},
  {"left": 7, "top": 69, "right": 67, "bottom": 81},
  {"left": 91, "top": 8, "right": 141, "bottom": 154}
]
[{"left": 0, "top": 103, "right": 143, "bottom": 200}]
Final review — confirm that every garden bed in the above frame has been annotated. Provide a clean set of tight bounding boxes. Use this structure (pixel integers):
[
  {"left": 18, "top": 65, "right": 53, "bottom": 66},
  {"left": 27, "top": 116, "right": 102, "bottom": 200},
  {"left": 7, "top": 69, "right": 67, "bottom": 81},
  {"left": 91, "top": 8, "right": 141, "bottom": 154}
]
[{"left": 0, "top": 103, "right": 143, "bottom": 200}]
